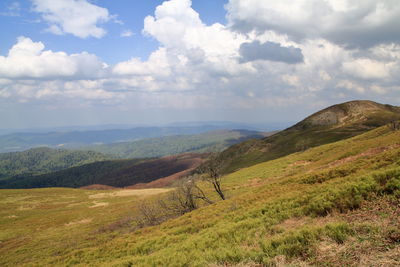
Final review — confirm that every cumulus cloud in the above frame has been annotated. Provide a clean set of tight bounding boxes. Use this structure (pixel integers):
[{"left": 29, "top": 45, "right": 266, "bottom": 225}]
[
  {"left": 226, "top": 0, "right": 400, "bottom": 48},
  {"left": 0, "top": 36, "right": 106, "bottom": 79},
  {"left": 239, "top": 41, "right": 304, "bottom": 64},
  {"left": 31, "top": 0, "right": 111, "bottom": 38}
]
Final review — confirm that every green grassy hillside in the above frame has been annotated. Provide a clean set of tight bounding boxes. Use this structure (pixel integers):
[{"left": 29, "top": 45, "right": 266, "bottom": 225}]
[
  {"left": 206, "top": 100, "right": 400, "bottom": 174},
  {"left": 1, "top": 123, "right": 399, "bottom": 266},
  {"left": 81, "top": 129, "right": 270, "bottom": 159},
  {"left": 0, "top": 153, "right": 206, "bottom": 189},
  {"left": 0, "top": 147, "right": 111, "bottom": 180}
]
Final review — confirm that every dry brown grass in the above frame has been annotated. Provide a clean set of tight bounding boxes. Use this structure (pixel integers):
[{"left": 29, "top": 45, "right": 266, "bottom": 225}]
[
  {"left": 65, "top": 218, "right": 93, "bottom": 226},
  {"left": 312, "top": 196, "right": 400, "bottom": 266},
  {"left": 88, "top": 188, "right": 172, "bottom": 199}
]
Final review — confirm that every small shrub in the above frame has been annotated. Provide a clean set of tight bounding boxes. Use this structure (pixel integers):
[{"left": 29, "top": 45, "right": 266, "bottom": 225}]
[
  {"left": 260, "top": 223, "right": 352, "bottom": 263},
  {"left": 324, "top": 223, "right": 352, "bottom": 244},
  {"left": 301, "top": 168, "right": 356, "bottom": 184},
  {"left": 386, "top": 227, "right": 400, "bottom": 243}
]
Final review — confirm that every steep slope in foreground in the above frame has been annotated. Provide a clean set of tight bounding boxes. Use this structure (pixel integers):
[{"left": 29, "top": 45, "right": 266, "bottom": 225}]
[
  {"left": 209, "top": 100, "right": 400, "bottom": 173},
  {"left": 1, "top": 124, "right": 399, "bottom": 266},
  {"left": 0, "top": 147, "right": 111, "bottom": 179},
  {"left": 0, "top": 153, "right": 206, "bottom": 189}
]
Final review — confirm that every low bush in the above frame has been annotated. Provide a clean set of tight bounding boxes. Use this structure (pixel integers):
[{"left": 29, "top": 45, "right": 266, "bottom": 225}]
[{"left": 303, "top": 168, "right": 400, "bottom": 217}]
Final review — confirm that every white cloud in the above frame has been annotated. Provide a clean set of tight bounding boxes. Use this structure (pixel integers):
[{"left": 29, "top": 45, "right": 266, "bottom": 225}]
[
  {"left": 226, "top": 0, "right": 400, "bottom": 48},
  {"left": 319, "top": 70, "right": 331, "bottom": 81},
  {"left": 0, "top": 36, "right": 106, "bottom": 79},
  {"left": 282, "top": 75, "right": 300, "bottom": 87},
  {"left": 31, "top": 0, "right": 111, "bottom": 38},
  {"left": 113, "top": 48, "right": 170, "bottom": 77},
  {"left": 121, "top": 29, "right": 134, "bottom": 37},
  {"left": 336, "top": 80, "right": 365, "bottom": 93},
  {"left": 342, "top": 58, "right": 392, "bottom": 80}
]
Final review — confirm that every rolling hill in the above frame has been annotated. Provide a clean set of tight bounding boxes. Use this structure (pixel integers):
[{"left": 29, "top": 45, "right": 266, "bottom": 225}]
[
  {"left": 205, "top": 100, "right": 400, "bottom": 174},
  {"left": 0, "top": 147, "right": 111, "bottom": 180},
  {"left": 1, "top": 121, "right": 399, "bottom": 266},
  {"left": 81, "top": 129, "right": 271, "bottom": 159},
  {"left": 0, "top": 153, "right": 207, "bottom": 189}
]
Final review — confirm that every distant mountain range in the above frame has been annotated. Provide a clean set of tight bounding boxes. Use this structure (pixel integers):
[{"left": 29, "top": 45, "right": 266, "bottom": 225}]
[
  {"left": 81, "top": 129, "right": 273, "bottom": 159},
  {"left": 0, "top": 122, "right": 286, "bottom": 152}
]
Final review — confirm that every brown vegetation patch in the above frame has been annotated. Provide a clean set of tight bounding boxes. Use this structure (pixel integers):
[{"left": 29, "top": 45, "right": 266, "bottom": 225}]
[
  {"left": 127, "top": 168, "right": 196, "bottom": 189},
  {"left": 65, "top": 218, "right": 92, "bottom": 226},
  {"left": 80, "top": 184, "right": 117, "bottom": 190},
  {"left": 90, "top": 202, "right": 109, "bottom": 208},
  {"left": 245, "top": 178, "right": 263, "bottom": 187},
  {"left": 289, "top": 160, "right": 312, "bottom": 167},
  {"left": 313, "top": 196, "right": 400, "bottom": 266},
  {"left": 329, "top": 144, "right": 400, "bottom": 168},
  {"left": 88, "top": 188, "right": 172, "bottom": 199},
  {"left": 18, "top": 205, "right": 37, "bottom": 211},
  {"left": 274, "top": 215, "right": 339, "bottom": 233}
]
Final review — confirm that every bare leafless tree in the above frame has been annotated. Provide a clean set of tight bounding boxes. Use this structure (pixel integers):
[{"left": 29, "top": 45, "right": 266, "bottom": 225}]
[
  {"left": 389, "top": 120, "right": 400, "bottom": 131},
  {"left": 198, "top": 155, "right": 226, "bottom": 200},
  {"left": 166, "top": 177, "right": 213, "bottom": 214},
  {"left": 132, "top": 176, "right": 213, "bottom": 229}
]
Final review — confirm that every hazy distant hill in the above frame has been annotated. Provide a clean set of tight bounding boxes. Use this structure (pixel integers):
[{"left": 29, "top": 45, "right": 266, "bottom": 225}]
[
  {"left": 0, "top": 147, "right": 111, "bottom": 179},
  {"left": 202, "top": 100, "right": 400, "bottom": 174},
  {"left": 0, "top": 122, "right": 283, "bottom": 153},
  {"left": 82, "top": 129, "right": 272, "bottom": 159}
]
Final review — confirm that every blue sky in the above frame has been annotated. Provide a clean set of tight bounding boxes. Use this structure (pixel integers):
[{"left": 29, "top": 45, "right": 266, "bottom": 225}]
[
  {"left": 0, "top": 0, "right": 227, "bottom": 63},
  {"left": 0, "top": 0, "right": 399, "bottom": 129}
]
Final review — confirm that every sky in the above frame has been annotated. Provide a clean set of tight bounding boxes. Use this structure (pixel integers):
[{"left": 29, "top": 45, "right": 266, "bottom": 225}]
[{"left": 0, "top": 0, "right": 399, "bottom": 129}]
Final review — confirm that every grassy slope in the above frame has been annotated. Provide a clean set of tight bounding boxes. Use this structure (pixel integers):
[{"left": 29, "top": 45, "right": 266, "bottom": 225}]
[
  {"left": 0, "top": 154, "right": 206, "bottom": 189},
  {"left": 0, "top": 125, "right": 399, "bottom": 266},
  {"left": 81, "top": 130, "right": 269, "bottom": 159},
  {"left": 0, "top": 147, "right": 111, "bottom": 179},
  {"left": 210, "top": 100, "right": 400, "bottom": 174}
]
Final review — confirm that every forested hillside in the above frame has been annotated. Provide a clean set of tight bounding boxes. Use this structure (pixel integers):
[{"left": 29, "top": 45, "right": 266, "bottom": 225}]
[
  {"left": 83, "top": 129, "right": 270, "bottom": 158},
  {"left": 0, "top": 153, "right": 206, "bottom": 189},
  {"left": 0, "top": 147, "right": 111, "bottom": 179}
]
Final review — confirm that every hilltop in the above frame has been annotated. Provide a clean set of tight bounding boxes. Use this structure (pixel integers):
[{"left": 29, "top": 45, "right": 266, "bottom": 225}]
[{"left": 206, "top": 100, "right": 400, "bottom": 173}]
